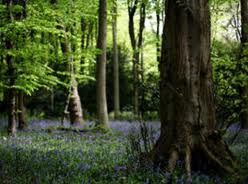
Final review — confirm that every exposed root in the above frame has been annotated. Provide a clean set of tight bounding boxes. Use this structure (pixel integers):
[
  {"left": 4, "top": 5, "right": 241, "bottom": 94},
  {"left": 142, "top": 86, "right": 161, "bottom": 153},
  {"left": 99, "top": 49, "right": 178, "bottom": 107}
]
[
  {"left": 151, "top": 132, "right": 237, "bottom": 178},
  {"left": 168, "top": 150, "right": 179, "bottom": 172},
  {"left": 201, "top": 141, "right": 235, "bottom": 173},
  {"left": 185, "top": 145, "right": 192, "bottom": 181}
]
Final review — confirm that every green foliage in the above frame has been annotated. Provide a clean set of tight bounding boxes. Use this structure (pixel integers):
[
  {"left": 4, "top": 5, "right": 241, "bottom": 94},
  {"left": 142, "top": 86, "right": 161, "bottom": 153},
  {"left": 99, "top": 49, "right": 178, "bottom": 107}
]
[
  {"left": 0, "top": 0, "right": 98, "bottom": 97},
  {"left": 212, "top": 41, "right": 240, "bottom": 126},
  {"left": 212, "top": 41, "right": 241, "bottom": 127}
]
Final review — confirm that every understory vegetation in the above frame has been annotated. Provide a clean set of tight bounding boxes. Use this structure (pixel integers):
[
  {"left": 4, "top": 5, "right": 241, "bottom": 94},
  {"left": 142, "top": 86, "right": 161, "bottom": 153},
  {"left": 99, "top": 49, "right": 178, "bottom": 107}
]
[{"left": 0, "top": 121, "right": 248, "bottom": 184}]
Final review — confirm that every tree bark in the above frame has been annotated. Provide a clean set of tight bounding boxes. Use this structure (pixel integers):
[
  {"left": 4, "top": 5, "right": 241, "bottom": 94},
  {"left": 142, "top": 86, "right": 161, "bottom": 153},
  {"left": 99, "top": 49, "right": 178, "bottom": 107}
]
[
  {"left": 6, "top": 41, "right": 16, "bottom": 136},
  {"left": 17, "top": 91, "right": 27, "bottom": 130},
  {"left": 128, "top": 0, "right": 138, "bottom": 115},
  {"left": 96, "top": 0, "right": 109, "bottom": 128},
  {"left": 128, "top": 0, "right": 146, "bottom": 115},
  {"left": 68, "top": 77, "right": 83, "bottom": 126},
  {"left": 151, "top": 0, "right": 237, "bottom": 178},
  {"left": 4, "top": 0, "right": 28, "bottom": 134},
  {"left": 5, "top": 0, "right": 16, "bottom": 136},
  {"left": 112, "top": 0, "right": 120, "bottom": 119},
  {"left": 60, "top": 28, "right": 84, "bottom": 126},
  {"left": 50, "top": 88, "right": 54, "bottom": 112},
  {"left": 240, "top": 0, "right": 248, "bottom": 129},
  {"left": 140, "top": 40, "right": 145, "bottom": 117},
  {"left": 155, "top": 0, "right": 161, "bottom": 64}
]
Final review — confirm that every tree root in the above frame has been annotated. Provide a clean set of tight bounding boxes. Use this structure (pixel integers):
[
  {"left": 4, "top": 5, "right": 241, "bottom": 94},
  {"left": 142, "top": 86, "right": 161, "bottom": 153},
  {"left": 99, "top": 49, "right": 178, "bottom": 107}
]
[
  {"left": 201, "top": 141, "right": 235, "bottom": 173},
  {"left": 185, "top": 145, "right": 192, "bottom": 180},
  {"left": 168, "top": 150, "right": 179, "bottom": 172},
  {"left": 152, "top": 132, "right": 238, "bottom": 179}
]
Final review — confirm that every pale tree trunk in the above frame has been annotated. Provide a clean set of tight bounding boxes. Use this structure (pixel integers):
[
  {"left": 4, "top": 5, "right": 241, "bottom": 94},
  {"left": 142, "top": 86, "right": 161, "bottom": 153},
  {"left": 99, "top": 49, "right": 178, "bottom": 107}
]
[
  {"left": 17, "top": 91, "right": 27, "bottom": 130},
  {"left": 112, "top": 0, "right": 120, "bottom": 119},
  {"left": 68, "top": 77, "right": 83, "bottom": 126},
  {"left": 96, "top": 0, "right": 109, "bottom": 128},
  {"left": 61, "top": 28, "right": 84, "bottom": 126},
  {"left": 151, "top": 0, "right": 237, "bottom": 178},
  {"left": 240, "top": 0, "right": 248, "bottom": 129}
]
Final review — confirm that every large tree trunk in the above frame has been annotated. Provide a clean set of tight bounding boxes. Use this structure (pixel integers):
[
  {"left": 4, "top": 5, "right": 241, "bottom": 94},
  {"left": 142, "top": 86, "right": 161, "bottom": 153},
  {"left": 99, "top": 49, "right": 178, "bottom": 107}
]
[
  {"left": 96, "top": 0, "right": 109, "bottom": 128},
  {"left": 112, "top": 0, "right": 120, "bottom": 119},
  {"left": 151, "top": 0, "right": 237, "bottom": 178},
  {"left": 17, "top": 91, "right": 27, "bottom": 130},
  {"left": 240, "top": 0, "right": 248, "bottom": 129}
]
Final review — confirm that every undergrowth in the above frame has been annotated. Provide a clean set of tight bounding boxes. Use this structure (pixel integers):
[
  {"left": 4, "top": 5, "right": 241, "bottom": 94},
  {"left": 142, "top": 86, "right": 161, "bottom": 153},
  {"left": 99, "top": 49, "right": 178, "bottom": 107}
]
[{"left": 0, "top": 121, "right": 247, "bottom": 184}]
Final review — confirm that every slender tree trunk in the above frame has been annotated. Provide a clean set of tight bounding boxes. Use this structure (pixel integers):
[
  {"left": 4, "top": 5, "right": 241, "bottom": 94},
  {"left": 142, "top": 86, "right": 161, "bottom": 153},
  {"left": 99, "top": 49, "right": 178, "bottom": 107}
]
[
  {"left": 128, "top": 0, "right": 138, "bottom": 115},
  {"left": 50, "top": 88, "right": 54, "bottom": 112},
  {"left": 17, "top": 91, "right": 27, "bottom": 130},
  {"left": 133, "top": 52, "right": 139, "bottom": 114},
  {"left": 5, "top": 0, "right": 16, "bottom": 136},
  {"left": 128, "top": 0, "right": 146, "bottom": 115},
  {"left": 155, "top": 0, "right": 161, "bottom": 64},
  {"left": 6, "top": 43, "right": 16, "bottom": 135},
  {"left": 81, "top": 17, "right": 87, "bottom": 74},
  {"left": 96, "top": 0, "right": 109, "bottom": 128},
  {"left": 4, "top": 0, "right": 27, "bottom": 134},
  {"left": 137, "top": 2, "right": 146, "bottom": 117},
  {"left": 151, "top": 0, "right": 237, "bottom": 178},
  {"left": 61, "top": 29, "right": 84, "bottom": 126},
  {"left": 240, "top": 0, "right": 248, "bottom": 129},
  {"left": 112, "top": 0, "right": 120, "bottom": 119},
  {"left": 140, "top": 40, "right": 145, "bottom": 117}
]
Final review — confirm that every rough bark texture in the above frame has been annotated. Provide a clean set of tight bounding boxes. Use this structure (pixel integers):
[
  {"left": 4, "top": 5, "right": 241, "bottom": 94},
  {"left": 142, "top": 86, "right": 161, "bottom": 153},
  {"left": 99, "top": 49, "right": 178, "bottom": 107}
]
[
  {"left": 68, "top": 77, "right": 84, "bottom": 126},
  {"left": 112, "top": 0, "right": 120, "bottom": 119},
  {"left": 151, "top": 0, "right": 237, "bottom": 177},
  {"left": 17, "top": 91, "right": 27, "bottom": 129},
  {"left": 96, "top": 0, "right": 109, "bottom": 128},
  {"left": 240, "top": 0, "right": 248, "bottom": 129}
]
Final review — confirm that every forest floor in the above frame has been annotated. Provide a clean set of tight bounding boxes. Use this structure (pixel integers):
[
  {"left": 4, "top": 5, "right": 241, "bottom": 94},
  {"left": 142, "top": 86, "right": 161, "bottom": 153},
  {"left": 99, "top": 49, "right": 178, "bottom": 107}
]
[{"left": 0, "top": 120, "right": 247, "bottom": 184}]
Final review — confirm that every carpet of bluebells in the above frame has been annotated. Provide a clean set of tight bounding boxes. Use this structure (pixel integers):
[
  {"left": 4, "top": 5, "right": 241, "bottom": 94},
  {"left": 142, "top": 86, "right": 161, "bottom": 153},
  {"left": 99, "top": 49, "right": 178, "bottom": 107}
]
[{"left": 0, "top": 120, "right": 248, "bottom": 184}]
